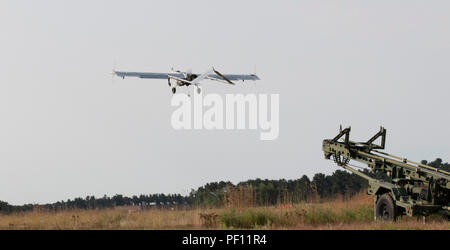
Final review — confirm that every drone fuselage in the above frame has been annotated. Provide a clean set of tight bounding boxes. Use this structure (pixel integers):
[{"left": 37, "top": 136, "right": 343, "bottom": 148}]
[{"left": 176, "top": 74, "right": 198, "bottom": 87}]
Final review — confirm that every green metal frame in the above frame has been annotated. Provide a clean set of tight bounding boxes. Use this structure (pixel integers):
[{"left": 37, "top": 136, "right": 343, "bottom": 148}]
[{"left": 323, "top": 127, "right": 450, "bottom": 219}]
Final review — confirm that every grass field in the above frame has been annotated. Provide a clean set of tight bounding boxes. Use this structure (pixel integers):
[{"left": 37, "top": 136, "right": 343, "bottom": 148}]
[{"left": 1, "top": 192, "right": 448, "bottom": 230}]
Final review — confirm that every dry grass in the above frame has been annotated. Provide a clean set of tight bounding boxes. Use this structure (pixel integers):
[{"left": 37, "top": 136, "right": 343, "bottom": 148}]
[
  {"left": 0, "top": 192, "right": 448, "bottom": 230},
  {"left": 0, "top": 208, "right": 214, "bottom": 230}
]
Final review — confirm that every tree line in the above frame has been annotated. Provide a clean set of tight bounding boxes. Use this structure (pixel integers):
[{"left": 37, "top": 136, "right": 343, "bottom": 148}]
[
  {"left": 0, "top": 158, "right": 448, "bottom": 213},
  {"left": 421, "top": 158, "right": 450, "bottom": 172}
]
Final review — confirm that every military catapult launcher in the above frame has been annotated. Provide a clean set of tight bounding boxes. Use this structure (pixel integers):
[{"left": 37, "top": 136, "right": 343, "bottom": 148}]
[{"left": 323, "top": 127, "right": 450, "bottom": 221}]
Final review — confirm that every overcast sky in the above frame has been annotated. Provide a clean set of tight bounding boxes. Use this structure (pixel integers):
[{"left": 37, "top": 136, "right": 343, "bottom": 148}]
[{"left": 1, "top": 0, "right": 449, "bottom": 205}]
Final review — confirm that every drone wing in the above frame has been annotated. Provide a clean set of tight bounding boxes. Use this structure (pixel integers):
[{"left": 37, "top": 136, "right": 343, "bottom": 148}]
[
  {"left": 211, "top": 73, "right": 260, "bottom": 81},
  {"left": 204, "top": 68, "right": 260, "bottom": 85},
  {"left": 114, "top": 71, "right": 184, "bottom": 79},
  {"left": 208, "top": 68, "right": 260, "bottom": 85},
  {"left": 114, "top": 69, "right": 260, "bottom": 86}
]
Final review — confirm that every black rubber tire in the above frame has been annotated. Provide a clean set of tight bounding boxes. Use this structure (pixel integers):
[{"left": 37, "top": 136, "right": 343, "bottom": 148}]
[
  {"left": 376, "top": 193, "right": 397, "bottom": 222},
  {"left": 172, "top": 87, "right": 176, "bottom": 94}
]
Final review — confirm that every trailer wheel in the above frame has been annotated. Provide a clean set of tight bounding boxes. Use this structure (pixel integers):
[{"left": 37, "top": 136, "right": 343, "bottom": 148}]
[{"left": 376, "top": 193, "right": 397, "bottom": 222}]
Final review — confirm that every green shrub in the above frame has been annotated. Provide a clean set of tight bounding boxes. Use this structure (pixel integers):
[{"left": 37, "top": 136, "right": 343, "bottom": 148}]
[
  {"left": 304, "top": 205, "right": 373, "bottom": 225},
  {"left": 220, "top": 204, "right": 374, "bottom": 228},
  {"left": 220, "top": 208, "right": 275, "bottom": 229}
]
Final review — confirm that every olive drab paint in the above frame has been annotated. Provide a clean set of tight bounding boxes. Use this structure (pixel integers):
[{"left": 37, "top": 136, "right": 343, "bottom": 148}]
[{"left": 323, "top": 127, "right": 450, "bottom": 221}]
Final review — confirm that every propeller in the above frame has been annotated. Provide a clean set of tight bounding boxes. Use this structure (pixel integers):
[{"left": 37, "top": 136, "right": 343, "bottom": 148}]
[{"left": 111, "top": 61, "right": 116, "bottom": 86}]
